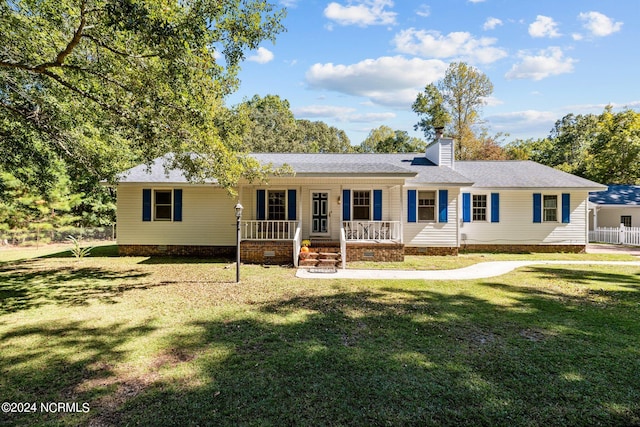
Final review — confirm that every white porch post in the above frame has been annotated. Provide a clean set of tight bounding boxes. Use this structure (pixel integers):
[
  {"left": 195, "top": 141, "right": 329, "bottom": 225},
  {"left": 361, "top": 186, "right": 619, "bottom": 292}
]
[{"left": 399, "top": 185, "right": 404, "bottom": 243}]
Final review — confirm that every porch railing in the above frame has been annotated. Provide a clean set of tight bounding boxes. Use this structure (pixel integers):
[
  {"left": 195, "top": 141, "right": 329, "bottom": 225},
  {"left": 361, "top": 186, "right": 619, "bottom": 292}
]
[
  {"left": 241, "top": 220, "right": 300, "bottom": 241},
  {"left": 342, "top": 221, "right": 401, "bottom": 241}
]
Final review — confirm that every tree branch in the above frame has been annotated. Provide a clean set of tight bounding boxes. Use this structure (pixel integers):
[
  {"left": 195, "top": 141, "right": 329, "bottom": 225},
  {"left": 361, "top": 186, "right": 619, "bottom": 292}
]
[{"left": 81, "top": 34, "right": 160, "bottom": 59}]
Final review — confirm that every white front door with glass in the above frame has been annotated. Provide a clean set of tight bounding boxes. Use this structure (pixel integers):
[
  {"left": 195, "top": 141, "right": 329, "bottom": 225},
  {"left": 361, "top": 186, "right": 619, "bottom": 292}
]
[{"left": 311, "top": 192, "right": 330, "bottom": 235}]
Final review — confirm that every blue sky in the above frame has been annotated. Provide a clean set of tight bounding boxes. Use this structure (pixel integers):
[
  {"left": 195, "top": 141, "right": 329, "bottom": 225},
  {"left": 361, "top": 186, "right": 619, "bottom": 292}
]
[{"left": 227, "top": 0, "right": 639, "bottom": 145}]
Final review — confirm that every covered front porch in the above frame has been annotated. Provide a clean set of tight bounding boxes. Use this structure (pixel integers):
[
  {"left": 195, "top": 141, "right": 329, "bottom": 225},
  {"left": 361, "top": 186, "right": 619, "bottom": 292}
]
[{"left": 238, "top": 218, "right": 403, "bottom": 268}]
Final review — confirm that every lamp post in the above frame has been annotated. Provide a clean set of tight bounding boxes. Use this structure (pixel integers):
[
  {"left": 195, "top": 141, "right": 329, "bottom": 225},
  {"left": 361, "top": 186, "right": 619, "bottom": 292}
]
[{"left": 234, "top": 203, "right": 243, "bottom": 283}]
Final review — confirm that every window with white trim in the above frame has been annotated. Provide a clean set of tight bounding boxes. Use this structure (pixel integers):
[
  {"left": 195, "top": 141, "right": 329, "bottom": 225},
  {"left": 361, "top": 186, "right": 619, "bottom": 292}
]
[
  {"left": 352, "top": 191, "right": 371, "bottom": 220},
  {"left": 154, "top": 190, "right": 172, "bottom": 220},
  {"left": 543, "top": 195, "right": 557, "bottom": 222},
  {"left": 418, "top": 191, "right": 436, "bottom": 221},
  {"left": 621, "top": 215, "right": 632, "bottom": 227},
  {"left": 268, "top": 190, "right": 286, "bottom": 220},
  {"left": 472, "top": 195, "right": 487, "bottom": 221}
]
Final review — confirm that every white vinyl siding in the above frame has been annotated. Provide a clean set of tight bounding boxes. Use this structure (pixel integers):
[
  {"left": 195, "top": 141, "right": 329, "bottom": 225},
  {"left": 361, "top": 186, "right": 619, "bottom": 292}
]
[
  {"left": 117, "top": 185, "right": 237, "bottom": 246},
  {"left": 240, "top": 179, "right": 405, "bottom": 241},
  {"left": 404, "top": 188, "right": 459, "bottom": 247},
  {"left": 590, "top": 207, "right": 640, "bottom": 229},
  {"left": 461, "top": 190, "right": 589, "bottom": 245}
]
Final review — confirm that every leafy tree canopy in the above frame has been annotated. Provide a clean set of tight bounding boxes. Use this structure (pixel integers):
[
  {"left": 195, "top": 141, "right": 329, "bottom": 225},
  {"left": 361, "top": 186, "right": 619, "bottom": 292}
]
[
  {"left": 504, "top": 106, "right": 640, "bottom": 184},
  {"left": 358, "top": 125, "right": 426, "bottom": 153},
  {"left": 0, "top": 0, "right": 286, "bottom": 193},
  {"left": 237, "top": 94, "right": 353, "bottom": 153},
  {"left": 413, "top": 62, "right": 493, "bottom": 160}
]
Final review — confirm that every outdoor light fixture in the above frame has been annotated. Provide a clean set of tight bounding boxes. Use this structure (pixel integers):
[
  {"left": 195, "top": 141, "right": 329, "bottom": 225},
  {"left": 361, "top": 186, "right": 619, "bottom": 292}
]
[{"left": 234, "top": 203, "right": 243, "bottom": 283}]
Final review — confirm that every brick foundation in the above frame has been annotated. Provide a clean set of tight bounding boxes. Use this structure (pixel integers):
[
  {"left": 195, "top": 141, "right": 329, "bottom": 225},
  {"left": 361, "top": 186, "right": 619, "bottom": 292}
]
[
  {"left": 240, "top": 240, "right": 294, "bottom": 264},
  {"left": 405, "top": 246, "right": 459, "bottom": 256},
  {"left": 461, "top": 244, "right": 586, "bottom": 254},
  {"left": 118, "top": 245, "right": 235, "bottom": 258},
  {"left": 346, "top": 242, "right": 404, "bottom": 262}
]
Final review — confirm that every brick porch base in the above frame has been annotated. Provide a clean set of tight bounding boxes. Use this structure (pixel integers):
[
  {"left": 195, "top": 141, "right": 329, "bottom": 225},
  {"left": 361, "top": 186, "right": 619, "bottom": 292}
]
[
  {"left": 461, "top": 244, "right": 586, "bottom": 254},
  {"left": 118, "top": 244, "right": 235, "bottom": 257}
]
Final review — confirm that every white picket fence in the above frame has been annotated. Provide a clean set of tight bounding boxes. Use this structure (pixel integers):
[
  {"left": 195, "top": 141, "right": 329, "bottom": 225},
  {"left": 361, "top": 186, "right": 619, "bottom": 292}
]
[{"left": 589, "top": 224, "right": 640, "bottom": 246}]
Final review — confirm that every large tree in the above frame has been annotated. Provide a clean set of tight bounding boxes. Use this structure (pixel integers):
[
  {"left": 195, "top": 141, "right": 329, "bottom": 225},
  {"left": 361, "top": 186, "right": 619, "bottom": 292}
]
[
  {"left": 413, "top": 62, "right": 493, "bottom": 160},
  {"left": 238, "top": 94, "right": 353, "bottom": 153},
  {"left": 0, "top": 0, "right": 286, "bottom": 193},
  {"left": 239, "top": 94, "right": 299, "bottom": 152},
  {"left": 504, "top": 106, "right": 640, "bottom": 184},
  {"left": 359, "top": 125, "right": 426, "bottom": 153},
  {"left": 295, "top": 119, "right": 352, "bottom": 153}
]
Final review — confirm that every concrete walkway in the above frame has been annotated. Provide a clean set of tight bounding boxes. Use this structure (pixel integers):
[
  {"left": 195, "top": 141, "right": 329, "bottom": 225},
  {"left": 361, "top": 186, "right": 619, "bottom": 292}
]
[{"left": 295, "top": 260, "right": 640, "bottom": 280}]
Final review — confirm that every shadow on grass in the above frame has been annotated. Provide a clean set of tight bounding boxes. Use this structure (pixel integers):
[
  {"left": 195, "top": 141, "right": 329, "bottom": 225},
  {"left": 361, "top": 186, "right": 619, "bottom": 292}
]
[
  {"left": 37, "top": 244, "right": 120, "bottom": 259},
  {"left": 100, "top": 278, "right": 640, "bottom": 426},
  {"left": 528, "top": 266, "right": 640, "bottom": 287},
  {"left": 138, "top": 256, "right": 234, "bottom": 265},
  {"left": 0, "top": 320, "right": 156, "bottom": 426},
  {"left": 3, "top": 265, "right": 640, "bottom": 426},
  {"left": 0, "top": 260, "right": 153, "bottom": 314}
]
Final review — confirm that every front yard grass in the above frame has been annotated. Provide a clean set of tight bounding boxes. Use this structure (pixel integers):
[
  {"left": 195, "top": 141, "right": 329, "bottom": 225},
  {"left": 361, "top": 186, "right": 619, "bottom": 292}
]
[
  {"left": 1, "top": 250, "right": 639, "bottom": 426},
  {"left": 349, "top": 251, "right": 636, "bottom": 270}
]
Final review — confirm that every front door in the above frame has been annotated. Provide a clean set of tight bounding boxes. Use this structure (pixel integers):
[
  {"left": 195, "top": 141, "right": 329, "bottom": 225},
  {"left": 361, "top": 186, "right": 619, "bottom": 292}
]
[{"left": 311, "top": 192, "right": 329, "bottom": 235}]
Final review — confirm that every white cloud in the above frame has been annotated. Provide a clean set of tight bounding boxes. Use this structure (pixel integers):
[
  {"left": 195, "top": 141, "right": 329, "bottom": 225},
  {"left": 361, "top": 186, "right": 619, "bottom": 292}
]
[
  {"left": 324, "top": 0, "right": 397, "bottom": 27},
  {"left": 505, "top": 47, "right": 576, "bottom": 81},
  {"left": 416, "top": 4, "right": 430, "bottom": 18},
  {"left": 486, "top": 110, "right": 558, "bottom": 136},
  {"left": 468, "top": 0, "right": 486, "bottom": 3},
  {"left": 279, "top": 0, "right": 298, "bottom": 7},
  {"left": 482, "top": 96, "right": 504, "bottom": 107},
  {"left": 247, "top": 47, "right": 274, "bottom": 64},
  {"left": 483, "top": 17, "right": 503, "bottom": 31},
  {"left": 293, "top": 105, "right": 356, "bottom": 118},
  {"left": 293, "top": 105, "right": 396, "bottom": 124},
  {"left": 578, "top": 11, "right": 623, "bottom": 37},
  {"left": 393, "top": 28, "right": 507, "bottom": 64},
  {"left": 565, "top": 101, "right": 640, "bottom": 111},
  {"left": 571, "top": 33, "right": 583, "bottom": 41},
  {"left": 305, "top": 55, "right": 448, "bottom": 107},
  {"left": 528, "top": 15, "right": 561, "bottom": 38},
  {"left": 348, "top": 112, "right": 397, "bottom": 123}
]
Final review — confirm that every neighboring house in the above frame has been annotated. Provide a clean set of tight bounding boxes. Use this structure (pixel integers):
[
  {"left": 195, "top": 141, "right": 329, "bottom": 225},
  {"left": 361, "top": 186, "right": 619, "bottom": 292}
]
[
  {"left": 589, "top": 185, "right": 640, "bottom": 229},
  {"left": 115, "top": 137, "right": 606, "bottom": 266}
]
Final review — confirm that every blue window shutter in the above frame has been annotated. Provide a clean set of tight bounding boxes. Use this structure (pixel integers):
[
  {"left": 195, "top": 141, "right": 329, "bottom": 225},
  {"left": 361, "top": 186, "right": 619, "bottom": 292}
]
[
  {"left": 173, "top": 189, "right": 183, "bottom": 222},
  {"left": 438, "top": 189, "right": 448, "bottom": 223},
  {"left": 533, "top": 193, "right": 542, "bottom": 223},
  {"left": 342, "top": 189, "right": 351, "bottom": 221},
  {"left": 491, "top": 193, "right": 499, "bottom": 223},
  {"left": 288, "top": 189, "right": 297, "bottom": 220},
  {"left": 373, "top": 190, "right": 382, "bottom": 221},
  {"left": 142, "top": 189, "right": 151, "bottom": 222},
  {"left": 562, "top": 193, "right": 570, "bottom": 223},
  {"left": 407, "top": 190, "right": 417, "bottom": 223},
  {"left": 256, "top": 190, "right": 266, "bottom": 220},
  {"left": 462, "top": 193, "right": 471, "bottom": 223}
]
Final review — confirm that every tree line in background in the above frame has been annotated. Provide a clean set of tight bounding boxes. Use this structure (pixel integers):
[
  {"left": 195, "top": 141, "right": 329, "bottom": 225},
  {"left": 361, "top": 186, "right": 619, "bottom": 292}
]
[{"left": 1, "top": 1, "right": 639, "bottom": 240}]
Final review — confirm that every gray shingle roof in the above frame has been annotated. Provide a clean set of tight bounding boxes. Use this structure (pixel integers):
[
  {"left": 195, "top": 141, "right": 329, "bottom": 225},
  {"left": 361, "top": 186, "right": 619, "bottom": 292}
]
[
  {"left": 117, "top": 155, "right": 217, "bottom": 184},
  {"left": 251, "top": 153, "right": 473, "bottom": 185},
  {"left": 455, "top": 161, "right": 606, "bottom": 189},
  {"left": 589, "top": 185, "right": 640, "bottom": 205},
  {"left": 116, "top": 153, "right": 606, "bottom": 190}
]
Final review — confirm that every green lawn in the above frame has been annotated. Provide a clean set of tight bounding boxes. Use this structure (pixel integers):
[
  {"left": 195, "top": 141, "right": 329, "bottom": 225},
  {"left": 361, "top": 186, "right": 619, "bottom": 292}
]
[{"left": 1, "top": 247, "right": 639, "bottom": 426}]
